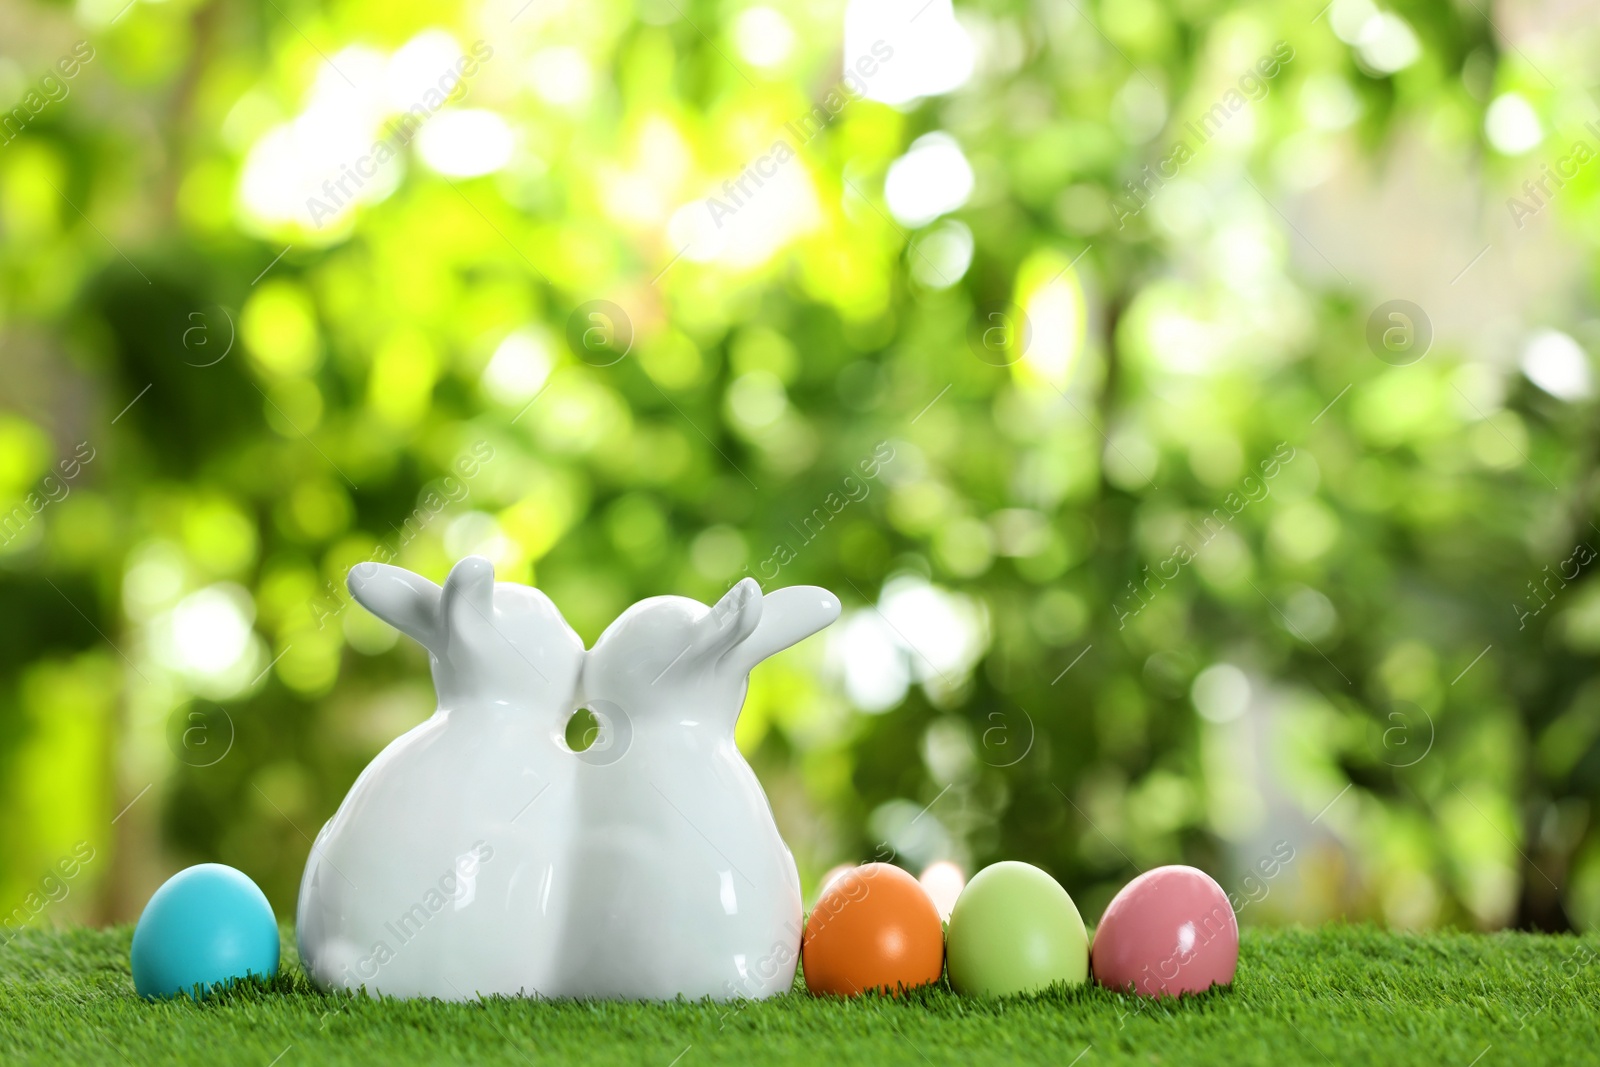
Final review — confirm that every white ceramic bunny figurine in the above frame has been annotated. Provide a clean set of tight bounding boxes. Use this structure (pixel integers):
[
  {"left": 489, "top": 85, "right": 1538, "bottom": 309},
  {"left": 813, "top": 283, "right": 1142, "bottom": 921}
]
[
  {"left": 297, "top": 556, "right": 585, "bottom": 1000},
  {"left": 554, "top": 578, "right": 841, "bottom": 999}
]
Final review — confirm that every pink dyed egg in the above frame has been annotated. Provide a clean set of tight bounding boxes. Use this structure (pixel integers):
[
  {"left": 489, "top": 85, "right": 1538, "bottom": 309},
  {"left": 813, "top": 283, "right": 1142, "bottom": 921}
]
[{"left": 1091, "top": 865, "right": 1238, "bottom": 998}]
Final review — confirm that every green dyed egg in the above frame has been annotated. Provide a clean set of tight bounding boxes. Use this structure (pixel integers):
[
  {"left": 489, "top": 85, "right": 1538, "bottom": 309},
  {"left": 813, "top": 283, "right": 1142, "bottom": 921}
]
[{"left": 946, "top": 861, "right": 1088, "bottom": 996}]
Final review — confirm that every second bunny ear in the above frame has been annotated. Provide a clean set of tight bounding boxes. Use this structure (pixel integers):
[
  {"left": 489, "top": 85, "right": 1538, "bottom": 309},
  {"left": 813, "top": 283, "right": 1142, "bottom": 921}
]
[
  {"left": 721, "top": 585, "right": 841, "bottom": 675},
  {"left": 698, "top": 578, "right": 764, "bottom": 659},
  {"left": 347, "top": 562, "right": 445, "bottom": 652},
  {"left": 441, "top": 555, "right": 496, "bottom": 637}
]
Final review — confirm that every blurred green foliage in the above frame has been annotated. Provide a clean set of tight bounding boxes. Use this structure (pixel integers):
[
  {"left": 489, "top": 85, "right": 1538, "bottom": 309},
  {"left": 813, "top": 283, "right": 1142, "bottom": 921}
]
[{"left": 2, "top": 0, "right": 1598, "bottom": 936}]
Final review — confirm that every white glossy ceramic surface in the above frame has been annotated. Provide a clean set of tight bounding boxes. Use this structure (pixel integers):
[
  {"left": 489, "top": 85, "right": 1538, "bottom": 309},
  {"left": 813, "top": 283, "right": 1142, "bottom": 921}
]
[
  {"left": 296, "top": 557, "right": 585, "bottom": 1000},
  {"left": 557, "top": 579, "right": 840, "bottom": 999},
  {"left": 296, "top": 558, "right": 839, "bottom": 1002}
]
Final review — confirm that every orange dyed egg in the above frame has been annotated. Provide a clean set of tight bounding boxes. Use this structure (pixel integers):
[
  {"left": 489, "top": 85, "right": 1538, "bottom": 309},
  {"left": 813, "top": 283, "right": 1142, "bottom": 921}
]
[{"left": 801, "top": 862, "right": 944, "bottom": 996}]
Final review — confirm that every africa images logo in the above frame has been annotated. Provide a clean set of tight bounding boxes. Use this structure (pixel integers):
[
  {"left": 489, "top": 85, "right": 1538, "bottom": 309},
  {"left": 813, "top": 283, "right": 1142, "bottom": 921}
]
[
  {"left": 304, "top": 40, "right": 494, "bottom": 228},
  {"left": 703, "top": 40, "right": 894, "bottom": 229},
  {"left": 1111, "top": 42, "right": 1294, "bottom": 228}
]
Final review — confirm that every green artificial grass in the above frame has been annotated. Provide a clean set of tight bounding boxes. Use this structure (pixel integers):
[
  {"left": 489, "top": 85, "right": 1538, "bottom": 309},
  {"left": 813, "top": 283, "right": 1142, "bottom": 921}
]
[{"left": 1, "top": 924, "right": 1595, "bottom": 1065}]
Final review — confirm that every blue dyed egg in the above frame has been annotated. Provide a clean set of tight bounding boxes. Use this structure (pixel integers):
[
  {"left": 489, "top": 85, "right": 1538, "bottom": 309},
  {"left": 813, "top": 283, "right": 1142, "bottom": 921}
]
[{"left": 131, "top": 864, "right": 279, "bottom": 999}]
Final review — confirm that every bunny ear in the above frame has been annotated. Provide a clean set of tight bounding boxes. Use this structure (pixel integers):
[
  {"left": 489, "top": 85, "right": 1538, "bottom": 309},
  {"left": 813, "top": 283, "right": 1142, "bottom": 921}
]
[
  {"left": 347, "top": 562, "right": 444, "bottom": 652},
  {"left": 441, "top": 556, "right": 497, "bottom": 639},
  {"left": 721, "top": 585, "right": 841, "bottom": 675},
  {"left": 697, "top": 578, "right": 764, "bottom": 661}
]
